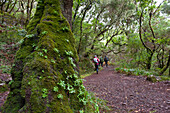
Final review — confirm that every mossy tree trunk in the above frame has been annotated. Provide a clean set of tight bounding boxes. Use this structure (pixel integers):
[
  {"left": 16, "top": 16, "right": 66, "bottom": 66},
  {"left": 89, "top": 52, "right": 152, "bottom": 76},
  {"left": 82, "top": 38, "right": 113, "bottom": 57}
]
[
  {"left": 2, "top": 0, "right": 93, "bottom": 112},
  {"left": 159, "top": 50, "right": 170, "bottom": 75}
]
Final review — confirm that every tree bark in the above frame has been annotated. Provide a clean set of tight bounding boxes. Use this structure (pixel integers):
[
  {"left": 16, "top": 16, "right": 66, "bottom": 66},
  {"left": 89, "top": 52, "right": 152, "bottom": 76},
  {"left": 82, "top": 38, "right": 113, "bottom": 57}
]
[
  {"left": 72, "top": 1, "right": 80, "bottom": 31},
  {"left": 169, "top": 63, "right": 170, "bottom": 77},
  {"left": 139, "top": 9, "right": 153, "bottom": 70},
  {"left": 2, "top": 0, "right": 93, "bottom": 112},
  {"left": 60, "top": 0, "right": 73, "bottom": 29},
  {"left": 77, "top": 4, "right": 92, "bottom": 56},
  {"left": 159, "top": 50, "right": 170, "bottom": 75}
]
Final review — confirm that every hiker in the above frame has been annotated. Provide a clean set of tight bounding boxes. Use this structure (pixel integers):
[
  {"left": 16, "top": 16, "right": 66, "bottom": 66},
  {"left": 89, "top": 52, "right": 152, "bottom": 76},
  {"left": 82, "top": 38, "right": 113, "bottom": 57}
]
[
  {"left": 104, "top": 56, "right": 109, "bottom": 67},
  {"left": 93, "top": 55, "right": 100, "bottom": 74},
  {"left": 99, "top": 56, "right": 104, "bottom": 67}
]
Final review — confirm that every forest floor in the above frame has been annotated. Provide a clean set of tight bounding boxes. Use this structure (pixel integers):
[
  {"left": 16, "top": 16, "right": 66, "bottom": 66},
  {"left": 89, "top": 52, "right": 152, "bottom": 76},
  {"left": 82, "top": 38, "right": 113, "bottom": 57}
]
[
  {"left": 0, "top": 66, "right": 170, "bottom": 113},
  {"left": 83, "top": 66, "right": 170, "bottom": 113}
]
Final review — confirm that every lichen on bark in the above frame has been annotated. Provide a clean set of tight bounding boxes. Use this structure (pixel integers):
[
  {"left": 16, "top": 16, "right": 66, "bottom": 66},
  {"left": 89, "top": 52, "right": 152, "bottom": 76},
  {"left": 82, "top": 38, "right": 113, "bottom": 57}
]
[{"left": 2, "top": 0, "right": 94, "bottom": 112}]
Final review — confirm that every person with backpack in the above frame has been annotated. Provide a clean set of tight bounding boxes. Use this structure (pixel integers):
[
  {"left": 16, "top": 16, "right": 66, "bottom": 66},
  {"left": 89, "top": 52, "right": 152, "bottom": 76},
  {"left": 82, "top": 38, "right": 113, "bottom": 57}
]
[
  {"left": 93, "top": 55, "right": 100, "bottom": 74},
  {"left": 99, "top": 56, "right": 104, "bottom": 67},
  {"left": 104, "top": 56, "right": 109, "bottom": 67}
]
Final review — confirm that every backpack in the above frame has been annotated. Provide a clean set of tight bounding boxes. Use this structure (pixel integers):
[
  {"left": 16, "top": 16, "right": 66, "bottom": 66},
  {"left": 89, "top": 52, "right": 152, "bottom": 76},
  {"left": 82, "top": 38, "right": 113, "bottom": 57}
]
[
  {"left": 104, "top": 57, "right": 109, "bottom": 61},
  {"left": 93, "top": 58, "right": 98, "bottom": 64},
  {"left": 100, "top": 58, "right": 103, "bottom": 62}
]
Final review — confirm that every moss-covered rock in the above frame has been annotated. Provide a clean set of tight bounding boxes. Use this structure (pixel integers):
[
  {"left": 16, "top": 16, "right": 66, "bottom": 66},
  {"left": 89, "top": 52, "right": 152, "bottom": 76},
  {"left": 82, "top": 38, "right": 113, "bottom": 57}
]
[
  {"left": 146, "top": 75, "right": 158, "bottom": 82},
  {"left": 2, "top": 0, "right": 95, "bottom": 112}
]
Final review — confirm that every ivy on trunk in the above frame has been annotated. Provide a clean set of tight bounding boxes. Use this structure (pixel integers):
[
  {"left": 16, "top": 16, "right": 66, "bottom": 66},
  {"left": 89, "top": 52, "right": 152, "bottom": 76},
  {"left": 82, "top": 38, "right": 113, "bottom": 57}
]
[{"left": 2, "top": 0, "right": 94, "bottom": 112}]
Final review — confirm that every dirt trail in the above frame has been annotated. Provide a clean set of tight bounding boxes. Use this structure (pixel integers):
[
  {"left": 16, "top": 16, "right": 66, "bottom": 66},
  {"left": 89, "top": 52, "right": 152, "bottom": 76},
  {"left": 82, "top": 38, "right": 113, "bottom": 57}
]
[{"left": 83, "top": 66, "right": 170, "bottom": 113}]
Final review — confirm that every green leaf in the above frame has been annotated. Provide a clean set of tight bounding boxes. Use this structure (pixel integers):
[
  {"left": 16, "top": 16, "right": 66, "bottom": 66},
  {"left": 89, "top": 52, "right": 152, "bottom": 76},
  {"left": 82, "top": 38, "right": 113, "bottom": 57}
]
[
  {"left": 41, "top": 31, "right": 48, "bottom": 35},
  {"left": 67, "top": 83, "right": 75, "bottom": 93},
  {"left": 18, "top": 39, "right": 24, "bottom": 44},
  {"left": 35, "top": 46, "right": 39, "bottom": 50},
  {"left": 73, "top": 74, "right": 78, "bottom": 79},
  {"left": 69, "top": 88, "right": 75, "bottom": 93},
  {"left": 8, "top": 80, "right": 14, "bottom": 85},
  {"left": 58, "top": 80, "right": 66, "bottom": 89},
  {"left": 38, "top": 52, "right": 44, "bottom": 56},
  {"left": 42, "top": 88, "right": 48, "bottom": 98},
  {"left": 53, "top": 86, "right": 58, "bottom": 92},
  {"left": 54, "top": 11, "right": 59, "bottom": 15},
  {"left": 42, "top": 49, "right": 47, "bottom": 53},
  {"left": 53, "top": 48, "right": 59, "bottom": 53},
  {"left": 68, "top": 57, "right": 76, "bottom": 67},
  {"left": 65, "top": 50, "right": 73, "bottom": 56},
  {"left": 44, "top": 55, "right": 48, "bottom": 59},
  {"left": 79, "top": 110, "right": 84, "bottom": 113},
  {"left": 25, "top": 34, "right": 34, "bottom": 38},
  {"left": 51, "top": 59, "right": 56, "bottom": 63},
  {"left": 57, "top": 94, "right": 63, "bottom": 99},
  {"left": 42, "top": 94, "right": 48, "bottom": 98},
  {"left": 32, "top": 43, "right": 36, "bottom": 47},
  {"left": 65, "top": 39, "right": 69, "bottom": 42},
  {"left": 42, "top": 88, "right": 48, "bottom": 92},
  {"left": 62, "top": 26, "right": 69, "bottom": 31}
]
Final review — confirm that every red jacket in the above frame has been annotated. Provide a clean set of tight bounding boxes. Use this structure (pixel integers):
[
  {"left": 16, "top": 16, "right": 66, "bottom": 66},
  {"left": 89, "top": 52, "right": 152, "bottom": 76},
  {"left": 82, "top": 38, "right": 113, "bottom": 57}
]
[{"left": 93, "top": 57, "right": 100, "bottom": 65}]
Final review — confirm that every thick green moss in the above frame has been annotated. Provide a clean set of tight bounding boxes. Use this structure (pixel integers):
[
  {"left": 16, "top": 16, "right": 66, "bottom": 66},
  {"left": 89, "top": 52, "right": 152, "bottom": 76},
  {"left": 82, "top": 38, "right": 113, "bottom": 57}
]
[
  {"left": 2, "top": 89, "right": 25, "bottom": 113},
  {"left": 26, "top": 0, "right": 45, "bottom": 33},
  {"left": 0, "top": 84, "right": 8, "bottom": 93},
  {"left": 146, "top": 75, "right": 158, "bottom": 82},
  {"left": 2, "top": 0, "right": 94, "bottom": 112}
]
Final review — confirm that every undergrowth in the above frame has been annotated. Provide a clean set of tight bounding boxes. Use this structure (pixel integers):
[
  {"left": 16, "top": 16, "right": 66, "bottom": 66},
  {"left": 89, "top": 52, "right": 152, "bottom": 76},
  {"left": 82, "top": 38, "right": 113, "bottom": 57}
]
[
  {"left": 115, "top": 67, "right": 170, "bottom": 81},
  {"left": 0, "top": 24, "right": 26, "bottom": 75}
]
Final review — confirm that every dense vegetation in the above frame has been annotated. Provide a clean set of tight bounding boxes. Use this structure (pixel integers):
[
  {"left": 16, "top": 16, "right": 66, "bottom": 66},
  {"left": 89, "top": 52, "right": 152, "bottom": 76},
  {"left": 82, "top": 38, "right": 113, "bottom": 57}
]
[
  {"left": 0, "top": 0, "right": 169, "bottom": 112},
  {"left": 72, "top": 0, "right": 170, "bottom": 76},
  {"left": 1, "top": 0, "right": 169, "bottom": 75}
]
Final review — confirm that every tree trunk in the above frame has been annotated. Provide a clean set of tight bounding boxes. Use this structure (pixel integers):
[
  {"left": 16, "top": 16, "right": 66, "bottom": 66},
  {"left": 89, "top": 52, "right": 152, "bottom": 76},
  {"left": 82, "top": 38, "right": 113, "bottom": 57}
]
[
  {"left": 2, "top": 0, "right": 93, "bottom": 112},
  {"left": 146, "top": 52, "right": 154, "bottom": 70},
  {"left": 139, "top": 9, "right": 154, "bottom": 70},
  {"left": 159, "top": 50, "right": 170, "bottom": 75},
  {"left": 169, "top": 63, "right": 170, "bottom": 77},
  {"left": 60, "top": 0, "right": 73, "bottom": 29}
]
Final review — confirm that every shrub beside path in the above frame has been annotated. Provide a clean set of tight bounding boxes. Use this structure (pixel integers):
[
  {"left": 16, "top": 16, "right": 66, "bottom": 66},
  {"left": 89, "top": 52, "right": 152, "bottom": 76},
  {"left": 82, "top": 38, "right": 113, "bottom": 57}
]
[{"left": 83, "top": 66, "right": 170, "bottom": 113}]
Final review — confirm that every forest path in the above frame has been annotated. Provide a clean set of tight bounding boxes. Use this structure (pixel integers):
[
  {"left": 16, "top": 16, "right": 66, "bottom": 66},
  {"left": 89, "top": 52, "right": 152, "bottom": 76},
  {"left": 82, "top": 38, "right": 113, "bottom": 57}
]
[{"left": 83, "top": 66, "right": 170, "bottom": 113}]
